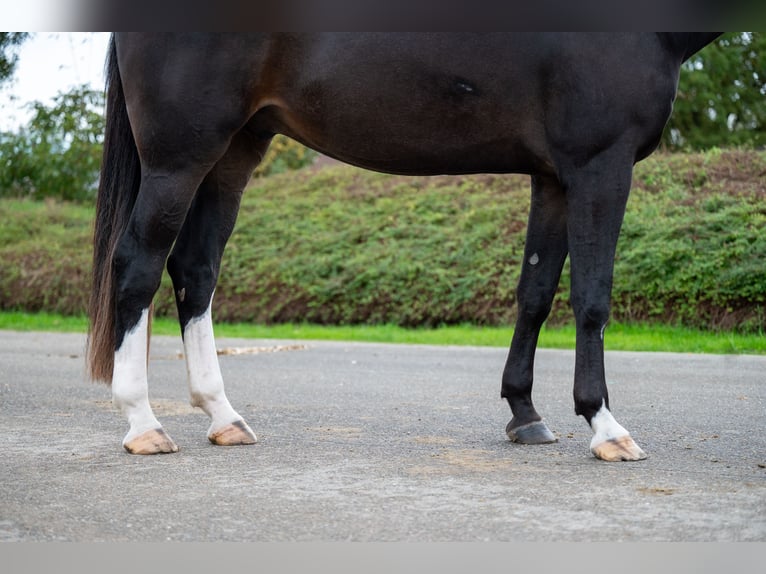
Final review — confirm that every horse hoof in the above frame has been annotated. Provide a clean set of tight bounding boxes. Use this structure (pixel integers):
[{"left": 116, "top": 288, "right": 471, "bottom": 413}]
[
  {"left": 591, "top": 435, "right": 647, "bottom": 461},
  {"left": 208, "top": 419, "right": 257, "bottom": 446},
  {"left": 123, "top": 428, "right": 179, "bottom": 455},
  {"left": 506, "top": 419, "right": 558, "bottom": 444}
]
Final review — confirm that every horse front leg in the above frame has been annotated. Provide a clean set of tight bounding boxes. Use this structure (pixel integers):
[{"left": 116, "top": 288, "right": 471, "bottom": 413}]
[
  {"left": 565, "top": 154, "right": 646, "bottom": 462},
  {"left": 502, "top": 175, "right": 569, "bottom": 444}
]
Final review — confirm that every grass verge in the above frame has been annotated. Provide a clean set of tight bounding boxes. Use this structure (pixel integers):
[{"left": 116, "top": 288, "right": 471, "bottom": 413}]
[{"left": 0, "top": 311, "right": 762, "bottom": 355}]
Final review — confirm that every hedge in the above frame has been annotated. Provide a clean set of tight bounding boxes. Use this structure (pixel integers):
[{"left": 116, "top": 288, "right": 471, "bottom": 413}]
[{"left": 0, "top": 149, "right": 763, "bottom": 333}]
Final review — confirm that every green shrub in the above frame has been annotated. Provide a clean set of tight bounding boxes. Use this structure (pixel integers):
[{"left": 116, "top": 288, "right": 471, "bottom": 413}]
[
  {"left": 0, "top": 149, "right": 764, "bottom": 333},
  {"left": 614, "top": 150, "right": 766, "bottom": 331},
  {"left": 252, "top": 135, "right": 317, "bottom": 178}
]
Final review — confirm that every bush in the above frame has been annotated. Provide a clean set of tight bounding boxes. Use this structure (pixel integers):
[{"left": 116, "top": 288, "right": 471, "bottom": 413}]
[
  {"left": 0, "top": 149, "right": 764, "bottom": 333},
  {"left": 252, "top": 135, "right": 317, "bottom": 178},
  {"left": 614, "top": 150, "right": 766, "bottom": 331}
]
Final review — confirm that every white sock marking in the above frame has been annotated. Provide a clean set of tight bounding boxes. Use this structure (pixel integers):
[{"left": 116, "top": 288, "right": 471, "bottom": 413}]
[
  {"left": 112, "top": 308, "right": 162, "bottom": 443},
  {"left": 589, "top": 399, "right": 630, "bottom": 451},
  {"left": 183, "top": 300, "right": 243, "bottom": 433}
]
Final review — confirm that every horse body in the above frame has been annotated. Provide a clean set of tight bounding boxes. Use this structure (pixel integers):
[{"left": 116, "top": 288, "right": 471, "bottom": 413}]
[{"left": 88, "top": 32, "right": 720, "bottom": 458}]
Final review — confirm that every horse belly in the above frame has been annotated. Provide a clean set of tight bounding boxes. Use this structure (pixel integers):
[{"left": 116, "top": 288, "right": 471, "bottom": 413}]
[
  {"left": 262, "top": 34, "right": 550, "bottom": 176},
  {"left": 281, "top": 110, "right": 545, "bottom": 176}
]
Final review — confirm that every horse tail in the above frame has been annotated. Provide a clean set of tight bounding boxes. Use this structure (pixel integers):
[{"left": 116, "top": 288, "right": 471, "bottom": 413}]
[{"left": 87, "top": 35, "right": 142, "bottom": 384}]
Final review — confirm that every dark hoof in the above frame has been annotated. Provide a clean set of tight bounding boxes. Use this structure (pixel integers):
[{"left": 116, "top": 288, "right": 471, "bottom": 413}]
[{"left": 506, "top": 419, "right": 557, "bottom": 444}]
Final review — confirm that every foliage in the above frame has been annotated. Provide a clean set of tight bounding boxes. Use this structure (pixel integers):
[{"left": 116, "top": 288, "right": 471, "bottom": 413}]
[
  {"left": 207, "top": 169, "right": 529, "bottom": 328},
  {"left": 0, "top": 149, "right": 763, "bottom": 334},
  {"left": 663, "top": 32, "right": 766, "bottom": 150},
  {"left": 0, "top": 86, "right": 105, "bottom": 201},
  {"left": 0, "top": 33, "right": 29, "bottom": 85},
  {"left": 0, "top": 198, "right": 92, "bottom": 315},
  {"left": 253, "top": 135, "right": 318, "bottom": 177},
  {"left": 615, "top": 150, "right": 766, "bottom": 332},
  {"left": 0, "top": 93, "right": 313, "bottom": 201}
]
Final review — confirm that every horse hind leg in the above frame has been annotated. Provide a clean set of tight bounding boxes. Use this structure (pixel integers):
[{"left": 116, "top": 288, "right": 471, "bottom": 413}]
[
  {"left": 167, "top": 128, "right": 268, "bottom": 446},
  {"left": 112, "top": 308, "right": 178, "bottom": 454},
  {"left": 110, "top": 166, "right": 215, "bottom": 454},
  {"left": 111, "top": 138, "right": 237, "bottom": 454},
  {"left": 502, "top": 175, "right": 568, "bottom": 445}
]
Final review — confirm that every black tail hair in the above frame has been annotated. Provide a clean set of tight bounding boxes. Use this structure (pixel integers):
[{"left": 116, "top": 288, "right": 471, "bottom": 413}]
[{"left": 87, "top": 35, "right": 142, "bottom": 383}]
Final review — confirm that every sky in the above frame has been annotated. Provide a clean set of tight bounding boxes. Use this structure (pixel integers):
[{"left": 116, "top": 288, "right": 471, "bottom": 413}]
[{"left": 0, "top": 32, "right": 111, "bottom": 131}]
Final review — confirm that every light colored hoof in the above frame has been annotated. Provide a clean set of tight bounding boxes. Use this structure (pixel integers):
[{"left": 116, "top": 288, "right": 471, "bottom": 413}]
[
  {"left": 123, "top": 428, "right": 179, "bottom": 455},
  {"left": 208, "top": 420, "right": 257, "bottom": 446},
  {"left": 506, "top": 420, "right": 558, "bottom": 444},
  {"left": 591, "top": 435, "right": 647, "bottom": 462}
]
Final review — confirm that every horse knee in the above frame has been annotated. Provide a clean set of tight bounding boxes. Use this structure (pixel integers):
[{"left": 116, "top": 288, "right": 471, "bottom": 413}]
[{"left": 516, "top": 288, "right": 553, "bottom": 327}]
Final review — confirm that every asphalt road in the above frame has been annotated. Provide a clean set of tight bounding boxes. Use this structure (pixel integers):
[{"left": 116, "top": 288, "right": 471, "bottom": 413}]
[{"left": 1, "top": 330, "right": 764, "bottom": 541}]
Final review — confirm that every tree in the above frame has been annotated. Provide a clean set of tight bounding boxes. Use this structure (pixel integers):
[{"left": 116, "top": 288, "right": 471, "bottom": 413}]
[
  {"left": 0, "top": 33, "right": 30, "bottom": 86},
  {"left": 0, "top": 86, "right": 105, "bottom": 201},
  {"left": 664, "top": 32, "right": 766, "bottom": 150}
]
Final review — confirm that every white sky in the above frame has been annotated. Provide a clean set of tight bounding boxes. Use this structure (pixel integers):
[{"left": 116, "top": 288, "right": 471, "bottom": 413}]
[{"left": 0, "top": 32, "right": 111, "bottom": 131}]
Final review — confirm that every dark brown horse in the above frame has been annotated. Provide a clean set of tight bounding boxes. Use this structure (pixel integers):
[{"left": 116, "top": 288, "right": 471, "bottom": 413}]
[{"left": 87, "top": 33, "right": 720, "bottom": 458}]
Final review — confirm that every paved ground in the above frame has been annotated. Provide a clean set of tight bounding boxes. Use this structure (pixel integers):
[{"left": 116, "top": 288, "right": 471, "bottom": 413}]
[{"left": 0, "top": 330, "right": 763, "bottom": 541}]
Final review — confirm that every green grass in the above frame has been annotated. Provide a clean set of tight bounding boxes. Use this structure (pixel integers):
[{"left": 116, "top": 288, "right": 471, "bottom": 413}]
[{"left": 1, "top": 311, "right": 762, "bottom": 355}]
